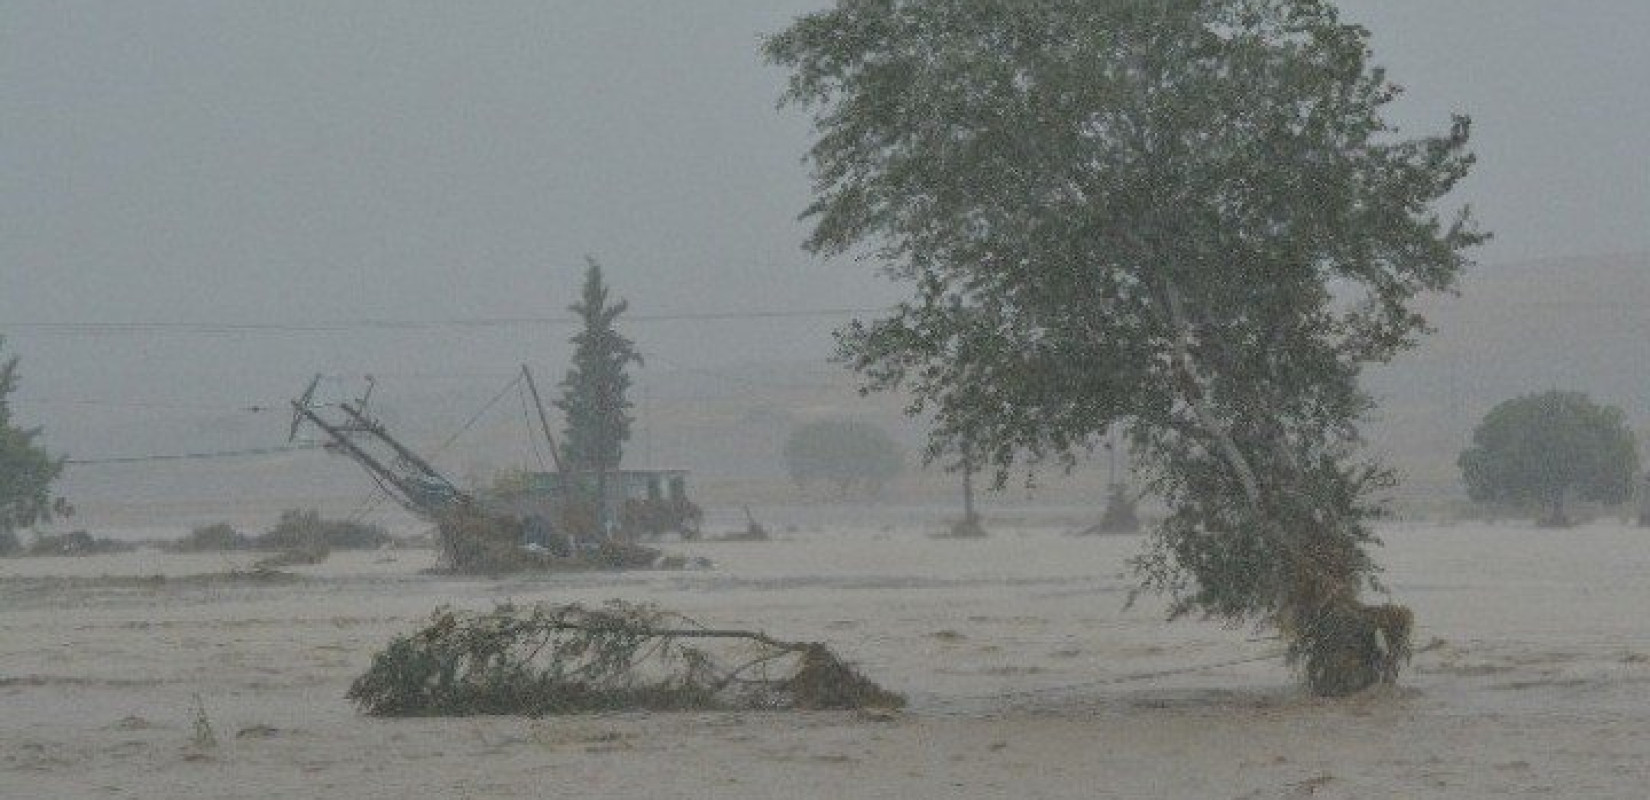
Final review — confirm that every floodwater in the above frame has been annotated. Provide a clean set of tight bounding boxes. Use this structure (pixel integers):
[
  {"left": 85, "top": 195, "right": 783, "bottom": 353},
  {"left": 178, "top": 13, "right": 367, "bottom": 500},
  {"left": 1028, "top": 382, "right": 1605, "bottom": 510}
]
[{"left": 3, "top": 521, "right": 1647, "bottom": 798}]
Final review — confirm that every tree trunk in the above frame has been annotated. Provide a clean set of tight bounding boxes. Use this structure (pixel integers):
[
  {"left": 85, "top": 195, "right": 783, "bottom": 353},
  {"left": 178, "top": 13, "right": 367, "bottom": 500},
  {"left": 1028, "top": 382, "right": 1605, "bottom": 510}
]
[
  {"left": 1160, "top": 281, "right": 1262, "bottom": 509},
  {"left": 596, "top": 467, "right": 611, "bottom": 541},
  {"left": 1157, "top": 278, "right": 1409, "bottom": 697},
  {"left": 1542, "top": 485, "right": 1569, "bottom": 528}
]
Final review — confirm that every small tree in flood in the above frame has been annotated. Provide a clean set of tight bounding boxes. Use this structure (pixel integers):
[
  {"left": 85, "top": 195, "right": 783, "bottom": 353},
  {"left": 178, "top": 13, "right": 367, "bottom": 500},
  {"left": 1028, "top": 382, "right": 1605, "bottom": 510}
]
[
  {"left": 1460, "top": 391, "right": 1639, "bottom": 527},
  {"left": 0, "top": 339, "right": 67, "bottom": 555},
  {"left": 768, "top": 0, "right": 1482, "bottom": 695}
]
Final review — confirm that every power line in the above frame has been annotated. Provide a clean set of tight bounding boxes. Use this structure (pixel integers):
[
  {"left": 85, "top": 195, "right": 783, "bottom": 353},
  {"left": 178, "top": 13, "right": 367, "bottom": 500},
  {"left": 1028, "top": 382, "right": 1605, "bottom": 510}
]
[
  {"left": 1, "top": 307, "right": 889, "bottom": 337},
  {"left": 12, "top": 397, "right": 278, "bottom": 413},
  {"left": 430, "top": 373, "right": 524, "bottom": 458},
  {"left": 64, "top": 444, "right": 321, "bottom": 466}
]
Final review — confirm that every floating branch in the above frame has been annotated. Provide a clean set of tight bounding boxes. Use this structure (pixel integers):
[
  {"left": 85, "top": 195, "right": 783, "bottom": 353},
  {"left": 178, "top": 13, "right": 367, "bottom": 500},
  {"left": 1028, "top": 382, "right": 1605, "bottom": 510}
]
[{"left": 347, "top": 601, "right": 904, "bottom": 716}]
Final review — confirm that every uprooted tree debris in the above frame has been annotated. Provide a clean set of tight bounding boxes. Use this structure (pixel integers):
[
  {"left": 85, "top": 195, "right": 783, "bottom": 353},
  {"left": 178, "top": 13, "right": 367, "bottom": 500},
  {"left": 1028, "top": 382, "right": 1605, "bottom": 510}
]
[{"left": 347, "top": 601, "right": 904, "bottom": 716}]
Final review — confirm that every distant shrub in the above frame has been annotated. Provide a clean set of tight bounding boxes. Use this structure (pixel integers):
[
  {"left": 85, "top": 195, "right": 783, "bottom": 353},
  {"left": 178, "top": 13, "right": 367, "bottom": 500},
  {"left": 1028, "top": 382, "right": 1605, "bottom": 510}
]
[
  {"left": 23, "top": 530, "right": 136, "bottom": 557},
  {"left": 169, "top": 523, "right": 252, "bottom": 552},
  {"left": 0, "top": 529, "right": 19, "bottom": 556},
  {"left": 257, "top": 509, "right": 390, "bottom": 551},
  {"left": 253, "top": 541, "right": 330, "bottom": 569},
  {"left": 782, "top": 419, "right": 904, "bottom": 498}
]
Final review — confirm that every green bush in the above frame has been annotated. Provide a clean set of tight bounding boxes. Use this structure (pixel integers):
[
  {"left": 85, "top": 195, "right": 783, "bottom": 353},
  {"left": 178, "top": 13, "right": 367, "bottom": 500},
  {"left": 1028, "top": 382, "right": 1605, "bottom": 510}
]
[
  {"left": 169, "top": 523, "right": 251, "bottom": 552},
  {"left": 23, "top": 530, "right": 135, "bottom": 557},
  {"left": 257, "top": 509, "right": 390, "bottom": 551}
]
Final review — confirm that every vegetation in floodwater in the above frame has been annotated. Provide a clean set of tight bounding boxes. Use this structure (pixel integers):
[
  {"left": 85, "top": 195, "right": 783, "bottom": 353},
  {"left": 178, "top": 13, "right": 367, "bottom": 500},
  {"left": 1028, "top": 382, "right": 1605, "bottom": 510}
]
[
  {"left": 0, "top": 338, "right": 69, "bottom": 558},
  {"left": 188, "top": 693, "right": 218, "bottom": 751},
  {"left": 167, "top": 523, "right": 252, "bottom": 553},
  {"left": 1460, "top": 391, "right": 1640, "bottom": 527},
  {"left": 12, "top": 530, "right": 136, "bottom": 557},
  {"left": 260, "top": 508, "right": 390, "bottom": 551},
  {"left": 164, "top": 511, "right": 390, "bottom": 558},
  {"left": 347, "top": 601, "right": 904, "bottom": 717},
  {"left": 941, "top": 516, "right": 988, "bottom": 539},
  {"left": 767, "top": 0, "right": 1481, "bottom": 696}
]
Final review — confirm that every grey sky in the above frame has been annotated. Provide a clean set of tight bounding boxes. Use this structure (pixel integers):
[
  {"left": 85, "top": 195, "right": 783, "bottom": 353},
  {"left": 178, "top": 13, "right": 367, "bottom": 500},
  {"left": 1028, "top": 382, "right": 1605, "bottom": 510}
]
[{"left": 2, "top": 1, "right": 1647, "bottom": 453}]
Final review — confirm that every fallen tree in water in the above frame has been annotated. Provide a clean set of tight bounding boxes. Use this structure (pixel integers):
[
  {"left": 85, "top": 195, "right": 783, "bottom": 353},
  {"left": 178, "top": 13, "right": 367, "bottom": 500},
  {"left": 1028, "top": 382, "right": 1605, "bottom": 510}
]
[{"left": 347, "top": 601, "right": 904, "bottom": 716}]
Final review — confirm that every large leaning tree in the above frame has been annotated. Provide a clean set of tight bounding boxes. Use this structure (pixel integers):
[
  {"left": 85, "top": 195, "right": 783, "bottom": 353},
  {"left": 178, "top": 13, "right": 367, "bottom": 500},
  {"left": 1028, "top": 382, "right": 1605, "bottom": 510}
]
[
  {"left": 555, "top": 257, "right": 643, "bottom": 532},
  {"left": 1459, "top": 391, "right": 1639, "bottom": 527},
  {"left": 767, "top": 0, "right": 1483, "bottom": 695},
  {"left": 0, "top": 338, "right": 68, "bottom": 555}
]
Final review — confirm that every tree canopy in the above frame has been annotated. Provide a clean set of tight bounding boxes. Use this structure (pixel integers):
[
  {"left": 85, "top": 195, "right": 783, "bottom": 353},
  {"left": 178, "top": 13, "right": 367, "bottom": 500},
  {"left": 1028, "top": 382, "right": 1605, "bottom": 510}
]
[
  {"left": 1459, "top": 391, "right": 1639, "bottom": 527},
  {"left": 555, "top": 257, "right": 643, "bottom": 474},
  {"left": 768, "top": 0, "right": 1481, "bottom": 694},
  {"left": 0, "top": 339, "right": 66, "bottom": 554},
  {"left": 783, "top": 419, "right": 904, "bottom": 498}
]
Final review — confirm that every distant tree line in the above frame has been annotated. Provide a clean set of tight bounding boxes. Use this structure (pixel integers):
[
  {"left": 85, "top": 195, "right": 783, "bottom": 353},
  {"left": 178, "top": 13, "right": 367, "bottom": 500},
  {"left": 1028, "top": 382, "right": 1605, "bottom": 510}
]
[{"left": 168, "top": 510, "right": 391, "bottom": 553}]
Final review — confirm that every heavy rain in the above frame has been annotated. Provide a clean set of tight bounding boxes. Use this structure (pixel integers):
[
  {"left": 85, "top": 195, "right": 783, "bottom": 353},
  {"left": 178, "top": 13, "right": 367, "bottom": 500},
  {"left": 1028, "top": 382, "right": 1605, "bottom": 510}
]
[{"left": 3, "top": 2, "right": 1648, "bottom": 797}]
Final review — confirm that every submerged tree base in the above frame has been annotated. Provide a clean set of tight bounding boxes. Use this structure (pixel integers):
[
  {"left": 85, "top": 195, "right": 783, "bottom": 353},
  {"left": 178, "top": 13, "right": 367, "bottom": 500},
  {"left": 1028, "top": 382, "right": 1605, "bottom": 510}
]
[
  {"left": 1291, "top": 601, "right": 1414, "bottom": 698},
  {"left": 941, "top": 515, "right": 988, "bottom": 539},
  {"left": 767, "top": 0, "right": 1483, "bottom": 701},
  {"left": 347, "top": 602, "right": 904, "bottom": 716}
]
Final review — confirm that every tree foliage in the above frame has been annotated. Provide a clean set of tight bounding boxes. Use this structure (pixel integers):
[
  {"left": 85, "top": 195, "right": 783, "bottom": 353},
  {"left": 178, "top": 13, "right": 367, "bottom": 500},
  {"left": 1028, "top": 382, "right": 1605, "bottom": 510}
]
[
  {"left": 1459, "top": 391, "right": 1639, "bottom": 526},
  {"left": 0, "top": 339, "right": 66, "bottom": 554},
  {"left": 768, "top": 0, "right": 1481, "bottom": 694},
  {"left": 555, "top": 257, "right": 643, "bottom": 473},
  {"left": 783, "top": 419, "right": 904, "bottom": 497}
]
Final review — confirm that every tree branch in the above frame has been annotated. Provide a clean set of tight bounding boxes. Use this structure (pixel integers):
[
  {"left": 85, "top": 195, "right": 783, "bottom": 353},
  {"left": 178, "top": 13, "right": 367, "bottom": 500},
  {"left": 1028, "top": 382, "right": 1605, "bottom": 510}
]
[{"left": 1160, "top": 279, "right": 1262, "bottom": 509}]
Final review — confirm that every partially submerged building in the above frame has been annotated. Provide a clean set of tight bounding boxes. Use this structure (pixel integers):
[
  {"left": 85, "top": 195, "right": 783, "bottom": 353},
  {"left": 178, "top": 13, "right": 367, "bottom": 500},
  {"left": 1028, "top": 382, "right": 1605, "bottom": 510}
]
[{"left": 289, "top": 375, "right": 700, "bottom": 572}]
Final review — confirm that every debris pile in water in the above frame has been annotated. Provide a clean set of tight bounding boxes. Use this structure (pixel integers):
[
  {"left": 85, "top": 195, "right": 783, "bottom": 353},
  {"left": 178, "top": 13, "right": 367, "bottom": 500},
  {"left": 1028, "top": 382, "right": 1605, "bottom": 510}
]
[{"left": 347, "top": 601, "right": 904, "bottom": 716}]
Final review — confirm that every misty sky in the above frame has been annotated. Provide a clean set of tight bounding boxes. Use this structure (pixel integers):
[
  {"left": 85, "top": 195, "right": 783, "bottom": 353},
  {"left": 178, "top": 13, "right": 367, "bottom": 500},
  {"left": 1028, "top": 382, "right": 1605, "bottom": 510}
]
[{"left": 3, "top": 1, "right": 1648, "bottom": 454}]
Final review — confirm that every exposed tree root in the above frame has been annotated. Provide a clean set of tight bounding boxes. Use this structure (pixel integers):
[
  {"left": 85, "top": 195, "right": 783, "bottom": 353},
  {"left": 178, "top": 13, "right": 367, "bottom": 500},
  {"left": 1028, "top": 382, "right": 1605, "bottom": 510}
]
[{"left": 1287, "top": 599, "right": 1413, "bottom": 698}]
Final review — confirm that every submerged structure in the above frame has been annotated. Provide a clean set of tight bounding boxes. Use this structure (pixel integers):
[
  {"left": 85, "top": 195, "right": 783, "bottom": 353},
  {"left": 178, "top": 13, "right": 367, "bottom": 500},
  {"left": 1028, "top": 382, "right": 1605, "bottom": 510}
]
[
  {"left": 488, "top": 469, "right": 699, "bottom": 544},
  {"left": 289, "top": 371, "right": 700, "bottom": 571}
]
